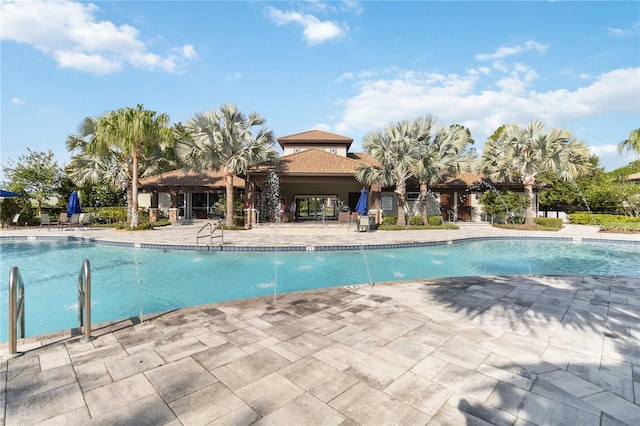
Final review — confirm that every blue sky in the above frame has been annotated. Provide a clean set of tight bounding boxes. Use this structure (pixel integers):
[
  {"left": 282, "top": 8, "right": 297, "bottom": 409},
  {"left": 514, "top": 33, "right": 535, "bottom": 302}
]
[{"left": 1, "top": 0, "right": 639, "bottom": 174}]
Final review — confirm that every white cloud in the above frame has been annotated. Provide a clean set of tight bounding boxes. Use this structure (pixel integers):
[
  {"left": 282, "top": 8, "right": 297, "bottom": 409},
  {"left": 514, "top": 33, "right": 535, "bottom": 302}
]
[
  {"left": 11, "top": 97, "right": 24, "bottom": 105},
  {"left": 605, "top": 22, "right": 639, "bottom": 37},
  {"left": 0, "top": 0, "right": 195, "bottom": 74},
  {"left": 333, "top": 66, "right": 640, "bottom": 154},
  {"left": 476, "top": 40, "right": 548, "bottom": 61},
  {"left": 266, "top": 6, "right": 348, "bottom": 46}
]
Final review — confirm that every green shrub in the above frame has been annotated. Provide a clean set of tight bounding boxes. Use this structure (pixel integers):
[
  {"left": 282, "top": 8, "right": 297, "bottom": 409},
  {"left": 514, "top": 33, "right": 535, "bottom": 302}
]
[
  {"left": 116, "top": 221, "right": 155, "bottom": 231},
  {"left": 533, "top": 217, "right": 563, "bottom": 229},
  {"left": 427, "top": 215, "right": 442, "bottom": 226},
  {"left": 382, "top": 216, "right": 398, "bottom": 225},
  {"left": 94, "top": 207, "right": 128, "bottom": 224},
  {"left": 408, "top": 215, "right": 423, "bottom": 226},
  {"left": 599, "top": 222, "right": 640, "bottom": 232},
  {"left": 569, "top": 213, "right": 640, "bottom": 225}
]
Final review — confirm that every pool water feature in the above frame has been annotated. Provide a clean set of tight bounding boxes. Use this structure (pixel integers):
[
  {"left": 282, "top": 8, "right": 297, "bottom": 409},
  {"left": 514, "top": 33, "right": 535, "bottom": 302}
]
[{"left": 1, "top": 238, "right": 638, "bottom": 341}]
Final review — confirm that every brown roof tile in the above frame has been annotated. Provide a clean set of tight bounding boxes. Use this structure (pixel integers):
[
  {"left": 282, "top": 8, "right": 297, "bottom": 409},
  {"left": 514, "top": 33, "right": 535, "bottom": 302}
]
[
  {"left": 275, "top": 149, "right": 369, "bottom": 175},
  {"left": 277, "top": 129, "right": 353, "bottom": 149},
  {"left": 139, "top": 169, "right": 244, "bottom": 188},
  {"left": 627, "top": 172, "right": 640, "bottom": 182}
]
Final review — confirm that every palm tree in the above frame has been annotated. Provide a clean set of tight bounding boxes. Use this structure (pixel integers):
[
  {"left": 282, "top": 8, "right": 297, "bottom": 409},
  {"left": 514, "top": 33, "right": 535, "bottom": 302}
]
[
  {"left": 355, "top": 120, "right": 418, "bottom": 227},
  {"left": 91, "top": 105, "right": 171, "bottom": 227},
  {"left": 176, "top": 104, "right": 277, "bottom": 227},
  {"left": 415, "top": 122, "right": 475, "bottom": 224},
  {"left": 618, "top": 128, "right": 640, "bottom": 156},
  {"left": 481, "top": 120, "right": 591, "bottom": 226}
]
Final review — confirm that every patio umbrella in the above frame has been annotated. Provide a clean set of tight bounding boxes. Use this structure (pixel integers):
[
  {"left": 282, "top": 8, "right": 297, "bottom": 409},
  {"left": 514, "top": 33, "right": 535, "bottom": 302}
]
[
  {"left": 67, "top": 191, "right": 81, "bottom": 218},
  {"left": 0, "top": 189, "right": 24, "bottom": 198},
  {"left": 355, "top": 187, "right": 368, "bottom": 215}
]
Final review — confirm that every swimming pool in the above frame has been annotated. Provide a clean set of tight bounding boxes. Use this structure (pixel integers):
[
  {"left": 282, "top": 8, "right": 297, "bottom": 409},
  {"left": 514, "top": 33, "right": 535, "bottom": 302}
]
[{"left": 1, "top": 238, "right": 638, "bottom": 341}]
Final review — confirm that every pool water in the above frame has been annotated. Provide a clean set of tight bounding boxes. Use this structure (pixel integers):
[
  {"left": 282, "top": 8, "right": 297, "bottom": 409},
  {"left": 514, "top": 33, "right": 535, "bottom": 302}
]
[{"left": 1, "top": 239, "right": 638, "bottom": 340}]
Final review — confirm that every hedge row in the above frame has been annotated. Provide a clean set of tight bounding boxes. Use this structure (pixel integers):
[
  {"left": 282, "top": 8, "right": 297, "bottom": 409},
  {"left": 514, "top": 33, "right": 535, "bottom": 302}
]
[{"left": 568, "top": 213, "right": 640, "bottom": 225}]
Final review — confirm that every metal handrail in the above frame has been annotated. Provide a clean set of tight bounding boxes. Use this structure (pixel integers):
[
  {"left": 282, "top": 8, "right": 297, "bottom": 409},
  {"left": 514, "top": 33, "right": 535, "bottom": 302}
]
[
  {"left": 78, "top": 259, "right": 95, "bottom": 342},
  {"left": 196, "top": 222, "right": 224, "bottom": 250},
  {"left": 3, "top": 267, "right": 25, "bottom": 359}
]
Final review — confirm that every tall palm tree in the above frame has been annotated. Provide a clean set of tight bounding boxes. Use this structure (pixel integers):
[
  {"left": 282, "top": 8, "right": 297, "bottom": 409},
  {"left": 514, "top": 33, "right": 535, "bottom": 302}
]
[
  {"left": 176, "top": 104, "right": 277, "bottom": 227},
  {"left": 92, "top": 105, "right": 171, "bottom": 227},
  {"left": 618, "top": 128, "right": 640, "bottom": 156},
  {"left": 481, "top": 120, "right": 591, "bottom": 226},
  {"left": 356, "top": 120, "right": 418, "bottom": 227},
  {"left": 415, "top": 122, "right": 475, "bottom": 224}
]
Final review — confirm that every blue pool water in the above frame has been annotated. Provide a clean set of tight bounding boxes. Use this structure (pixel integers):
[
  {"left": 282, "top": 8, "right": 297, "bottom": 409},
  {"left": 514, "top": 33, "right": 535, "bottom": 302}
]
[{"left": 1, "top": 238, "right": 638, "bottom": 340}]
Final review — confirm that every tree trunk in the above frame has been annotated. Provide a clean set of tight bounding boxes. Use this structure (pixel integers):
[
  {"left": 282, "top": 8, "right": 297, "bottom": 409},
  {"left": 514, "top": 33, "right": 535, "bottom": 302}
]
[
  {"left": 225, "top": 172, "right": 234, "bottom": 227},
  {"left": 131, "top": 154, "right": 139, "bottom": 227},
  {"left": 419, "top": 181, "right": 428, "bottom": 225},
  {"left": 396, "top": 179, "right": 407, "bottom": 227},
  {"left": 523, "top": 174, "right": 536, "bottom": 226}
]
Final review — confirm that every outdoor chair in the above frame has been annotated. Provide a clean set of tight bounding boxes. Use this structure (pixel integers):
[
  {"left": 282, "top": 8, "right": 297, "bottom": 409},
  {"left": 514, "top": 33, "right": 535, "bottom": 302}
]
[
  {"left": 358, "top": 215, "right": 371, "bottom": 232},
  {"left": 8, "top": 213, "right": 20, "bottom": 228},
  {"left": 40, "top": 213, "right": 57, "bottom": 231},
  {"left": 57, "top": 212, "right": 70, "bottom": 230},
  {"left": 68, "top": 213, "right": 81, "bottom": 229},
  {"left": 79, "top": 213, "right": 92, "bottom": 230}
]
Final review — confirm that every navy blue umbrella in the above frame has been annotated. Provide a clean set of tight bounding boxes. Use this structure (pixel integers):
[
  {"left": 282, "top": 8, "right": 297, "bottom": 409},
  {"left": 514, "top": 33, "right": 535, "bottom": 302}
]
[
  {"left": 355, "top": 187, "right": 368, "bottom": 215},
  {"left": 0, "top": 189, "right": 24, "bottom": 198},
  {"left": 67, "top": 191, "right": 81, "bottom": 218}
]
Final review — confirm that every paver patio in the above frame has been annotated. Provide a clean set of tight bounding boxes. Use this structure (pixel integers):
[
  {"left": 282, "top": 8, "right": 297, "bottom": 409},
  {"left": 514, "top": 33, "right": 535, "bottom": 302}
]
[{"left": 1, "top": 223, "right": 638, "bottom": 425}]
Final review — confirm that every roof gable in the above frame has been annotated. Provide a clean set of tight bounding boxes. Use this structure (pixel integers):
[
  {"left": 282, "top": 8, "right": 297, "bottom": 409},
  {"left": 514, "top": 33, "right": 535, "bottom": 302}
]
[
  {"left": 276, "top": 148, "right": 366, "bottom": 175},
  {"left": 277, "top": 129, "right": 353, "bottom": 149}
]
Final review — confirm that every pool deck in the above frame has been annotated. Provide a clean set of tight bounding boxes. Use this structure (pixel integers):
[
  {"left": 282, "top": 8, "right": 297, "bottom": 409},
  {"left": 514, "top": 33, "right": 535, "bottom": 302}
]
[{"left": 1, "top": 223, "right": 639, "bottom": 425}]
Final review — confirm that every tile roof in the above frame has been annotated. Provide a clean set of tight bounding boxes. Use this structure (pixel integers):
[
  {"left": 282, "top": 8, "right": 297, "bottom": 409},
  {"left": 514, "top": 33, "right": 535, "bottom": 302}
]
[
  {"left": 277, "top": 129, "right": 353, "bottom": 149},
  {"left": 139, "top": 168, "right": 244, "bottom": 188},
  {"left": 274, "top": 149, "right": 369, "bottom": 175},
  {"left": 627, "top": 172, "right": 640, "bottom": 182}
]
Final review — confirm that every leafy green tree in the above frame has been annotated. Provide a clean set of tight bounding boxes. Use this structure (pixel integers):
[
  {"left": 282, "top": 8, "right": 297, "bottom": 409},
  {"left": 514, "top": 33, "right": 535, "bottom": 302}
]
[
  {"left": 481, "top": 121, "right": 591, "bottom": 226},
  {"left": 618, "top": 128, "right": 640, "bottom": 156},
  {"left": 356, "top": 119, "right": 419, "bottom": 227},
  {"left": 2, "top": 148, "right": 62, "bottom": 215},
  {"left": 176, "top": 104, "right": 277, "bottom": 226},
  {"left": 77, "top": 105, "right": 171, "bottom": 226},
  {"left": 356, "top": 117, "right": 474, "bottom": 227},
  {"left": 478, "top": 190, "right": 529, "bottom": 223}
]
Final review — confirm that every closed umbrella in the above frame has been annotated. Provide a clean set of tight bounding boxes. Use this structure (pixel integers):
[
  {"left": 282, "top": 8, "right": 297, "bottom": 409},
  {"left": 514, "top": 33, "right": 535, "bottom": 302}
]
[
  {"left": 67, "top": 191, "right": 81, "bottom": 218},
  {"left": 0, "top": 189, "right": 24, "bottom": 198},
  {"left": 355, "top": 187, "right": 368, "bottom": 216}
]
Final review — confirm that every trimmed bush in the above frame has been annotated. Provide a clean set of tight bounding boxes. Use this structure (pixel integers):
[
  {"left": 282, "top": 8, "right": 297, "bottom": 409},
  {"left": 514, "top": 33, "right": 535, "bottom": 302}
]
[
  {"left": 533, "top": 217, "right": 563, "bottom": 229},
  {"left": 427, "top": 215, "right": 442, "bottom": 226},
  {"left": 569, "top": 213, "right": 640, "bottom": 225},
  {"left": 382, "top": 216, "right": 398, "bottom": 225},
  {"left": 408, "top": 215, "right": 423, "bottom": 226}
]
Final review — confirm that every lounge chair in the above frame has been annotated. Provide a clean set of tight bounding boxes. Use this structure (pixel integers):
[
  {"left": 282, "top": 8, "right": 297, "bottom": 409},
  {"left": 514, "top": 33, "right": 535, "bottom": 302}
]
[
  {"left": 40, "top": 213, "right": 58, "bottom": 231},
  {"left": 57, "top": 212, "right": 70, "bottom": 230},
  {"left": 68, "top": 213, "right": 81, "bottom": 229},
  {"left": 79, "top": 213, "right": 92, "bottom": 229},
  {"left": 358, "top": 215, "right": 371, "bottom": 232},
  {"left": 8, "top": 213, "right": 20, "bottom": 228}
]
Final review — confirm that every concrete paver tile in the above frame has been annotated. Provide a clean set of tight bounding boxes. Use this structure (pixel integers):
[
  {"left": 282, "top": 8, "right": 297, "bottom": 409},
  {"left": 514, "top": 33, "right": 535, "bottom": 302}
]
[
  {"left": 192, "top": 342, "right": 248, "bottom": 371},
  {"left": 530, "top": 376, "right": 601, "bottom": 416},
  {"left": 89, "top": 394, "right": 176, "bottom": 426},
  {"left": 253, "top": 392, "right": 345, "bottom": 426},
  {"left": 432, "top": 364, "right": 499, "bottom": 402},
  {"left": 6, "top": 363, "right": 76, "bottom": 402},
  {"left": 263, "top": 322, "right": 311, "bottom": 341},
  {"left": 487, "top": 382, "right": 600, "bottom": 425},
  {"left": 169, "top": 382, "right": 245, "bottom": 426},
  {"left": 582, "top": 390, "right": 640, "bottom": 425},
  {"left": 105, "top": 349, "right": 165, "bottom": 381},
  {"left": 5, "top": 382, "right": 85, "bottom": 426},
  {"left": 431, "top": 335, "right": 491, "bottom": 370},
  {"left": 449, "top": 393, "right": 517, "bottom": 426},
  {"left": 236, "top": 372, "right": 305, "bottom": 416},
  {"left": 38, "top": 347, "right": 71, "bottom": 370},
  {"left": 539, "top": 369, "right": 605, "bottom": 398},
  {"left": 428, "top": 402, "right": 489, "bottom": 426},
  {"left": 242, "top": 336, "right": 281, "bottom": 355},
  {"left": 224, "top": 326, "right": 271, "bottom": 347},
  {"left": 84, "top": 373, "right": 156, "bottom": 417},
  {"left": 68, "top": 343, "right": 127, "bottom": 366},
  {"left": 476, "top": 363, "right": 533, "bottom": 391},
  {"left": 384, "top": 371, "right": 455, "bottom": 415},
  {"left": 5, "top": 353, "right": 40, "bottom": 380},
  {"left": 207, "top": 404, "right": 260, "bottom": 426},
  {"left": 329, "top": 381, "right": 430, "bottom": 425},
  {"left": 327, "top": 325, "right": 389, "bottom": 354},
  {"left": 212, "top": 348, "right": 290, "bottom": 391},
  {"left": 35, "top": 406, "right": 90, "bottom": 425},
  {"left": 405, "top": 322, "right": 455, "bottom": 347},
  {"left": 73, "top": 360, "right": 113, "bottom": 392},
  {"left": 411, "top": 355, "right": 450, "bottom": 380},
  {"left": 312, "top": 342, "right": 370, "bottom": 371},
  {"left": 195, "top": 331, "right": 228, "bottom": 348},
  {"left": 383, "top": 336, "right": 435, "bottom": 361},
  {"left": 279, "top": 357, "right": 358, "bottom": 403},
  {"left": 145, "top": 357, "right": 217, "bottom": 403},
  {"left": 154, "top": 336, "right": 208, "bottom": 362},
  {"left": 270, "top": 331, "right": 333, "bottom": 362}
]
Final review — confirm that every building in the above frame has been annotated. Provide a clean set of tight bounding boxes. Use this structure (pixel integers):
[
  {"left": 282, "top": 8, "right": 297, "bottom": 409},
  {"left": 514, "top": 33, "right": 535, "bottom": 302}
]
[{"left": 140, "top": 129, "right": 535, "bottom": 225}]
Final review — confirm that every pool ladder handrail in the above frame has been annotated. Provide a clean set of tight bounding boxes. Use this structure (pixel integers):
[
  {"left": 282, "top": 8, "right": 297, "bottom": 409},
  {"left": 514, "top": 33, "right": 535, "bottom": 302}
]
[
  {"left": 3, "top": 267, "right": 25, "bottom": 359},
  {"left": 78, "top": 259, "right": 95, "bottom": 342},
  {"left": 3, "top": 260, "right": 94, "bottom": 359},
  {"left": 196, "top": 221, "right": 224, "bottom": 250}
]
